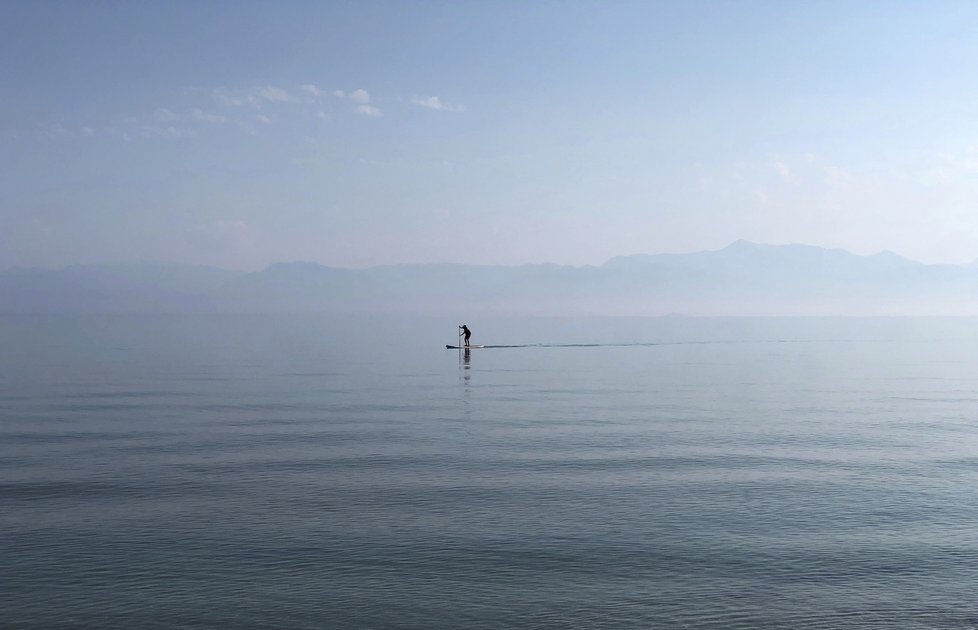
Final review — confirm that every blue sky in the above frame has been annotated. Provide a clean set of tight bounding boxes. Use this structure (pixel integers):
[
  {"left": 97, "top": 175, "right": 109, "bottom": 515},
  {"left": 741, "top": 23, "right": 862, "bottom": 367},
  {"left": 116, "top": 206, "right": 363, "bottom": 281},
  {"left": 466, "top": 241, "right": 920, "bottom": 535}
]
[{"left": 3, "top": 1, "right": 978, "bottom": 270}]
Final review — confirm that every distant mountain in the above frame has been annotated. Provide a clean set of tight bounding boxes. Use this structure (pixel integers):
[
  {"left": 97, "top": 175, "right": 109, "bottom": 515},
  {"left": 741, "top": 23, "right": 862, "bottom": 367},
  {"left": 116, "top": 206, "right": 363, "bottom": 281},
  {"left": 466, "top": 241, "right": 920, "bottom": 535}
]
[
  {"left": 0, "top": 262, "right": 242, "bottom": 313},
  {"left": 3, "top": 242, "right": 978, "bottom": 315},
  {"left": 604, "top": 240, "right": 921, "bottom": 273}
]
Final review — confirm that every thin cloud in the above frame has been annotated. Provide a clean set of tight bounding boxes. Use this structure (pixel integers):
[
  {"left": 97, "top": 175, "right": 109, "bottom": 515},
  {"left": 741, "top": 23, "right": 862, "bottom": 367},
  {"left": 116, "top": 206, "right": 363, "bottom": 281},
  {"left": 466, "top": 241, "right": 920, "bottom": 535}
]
[
  {"left": 214, "top": 85, "right": 298, "bottom": 107},
  {"left": 349, "top": 89, "right": 371, "bottom": 104},
  {"left": 80, "top": 82, "right": 387, "bottom": 145},
  {"left": 332, "top": 88, "right": 381, "bottom": 116},
  {"left": 254, "top": 86, "right": 295, "bottom": 103},
  {"left": 40, "top": 123, "right": 99, "bottom": 140},
  {"left": 299, "top": 84, "right": 323, "bottom": 97},
  {"left": 190, "top": 108, "right": 227, "bottom": 124},
  {"left": 119, "top": 107, "right": 221, "bottom": 140},
  {"left": 410, "top": 95, "right": 464, "bottom": 112},
  {"left": 333, "top": 88, "right": 372, "bottom": 104},
  {"left": 138, "top": 125, "right": 194, "bottom": 139}
]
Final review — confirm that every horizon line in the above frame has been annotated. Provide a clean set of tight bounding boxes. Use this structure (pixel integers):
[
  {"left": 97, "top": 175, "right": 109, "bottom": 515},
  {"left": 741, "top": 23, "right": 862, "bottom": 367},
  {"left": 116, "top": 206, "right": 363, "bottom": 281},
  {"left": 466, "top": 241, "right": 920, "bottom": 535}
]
[{"left": 4, "top": 239, "right": 975, "bottom": 274}]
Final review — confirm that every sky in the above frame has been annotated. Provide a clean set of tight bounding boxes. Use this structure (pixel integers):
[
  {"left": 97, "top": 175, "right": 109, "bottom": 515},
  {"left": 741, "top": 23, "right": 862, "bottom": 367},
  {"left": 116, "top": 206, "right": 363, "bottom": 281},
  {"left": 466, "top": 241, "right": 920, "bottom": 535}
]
[{"left": 3, "top": 1, "right": 978, "bottom": 271}]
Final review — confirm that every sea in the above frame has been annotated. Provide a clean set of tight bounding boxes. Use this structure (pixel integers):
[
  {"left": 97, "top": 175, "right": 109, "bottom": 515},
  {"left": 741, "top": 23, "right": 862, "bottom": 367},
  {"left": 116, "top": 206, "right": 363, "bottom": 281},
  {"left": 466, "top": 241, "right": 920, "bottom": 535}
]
[{"left": 3, "top": 314, "right": 978, "bottom": 629}]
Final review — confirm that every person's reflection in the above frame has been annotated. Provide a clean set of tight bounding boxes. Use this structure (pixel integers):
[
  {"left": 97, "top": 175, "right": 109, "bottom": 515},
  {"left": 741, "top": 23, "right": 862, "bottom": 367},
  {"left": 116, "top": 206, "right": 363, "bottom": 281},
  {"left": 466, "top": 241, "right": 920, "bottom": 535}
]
[{"left": 462, "top": 347, "right": 471, "bottom": 382}]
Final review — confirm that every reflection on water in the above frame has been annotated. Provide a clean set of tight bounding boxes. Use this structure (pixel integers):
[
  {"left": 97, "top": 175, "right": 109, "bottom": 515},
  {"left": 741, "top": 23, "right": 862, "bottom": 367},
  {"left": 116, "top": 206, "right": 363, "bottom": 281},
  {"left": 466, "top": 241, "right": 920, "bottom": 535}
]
[{"left": 458, "top": 346, "right": 471, "bottom": 383}]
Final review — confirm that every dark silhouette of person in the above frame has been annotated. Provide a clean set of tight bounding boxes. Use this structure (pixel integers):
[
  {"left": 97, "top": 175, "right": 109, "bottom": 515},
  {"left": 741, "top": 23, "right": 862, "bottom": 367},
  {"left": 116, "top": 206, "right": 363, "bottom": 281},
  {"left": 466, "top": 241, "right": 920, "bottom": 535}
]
[{"left": 459, "top": 324, "right": 472, "bottom": 347}]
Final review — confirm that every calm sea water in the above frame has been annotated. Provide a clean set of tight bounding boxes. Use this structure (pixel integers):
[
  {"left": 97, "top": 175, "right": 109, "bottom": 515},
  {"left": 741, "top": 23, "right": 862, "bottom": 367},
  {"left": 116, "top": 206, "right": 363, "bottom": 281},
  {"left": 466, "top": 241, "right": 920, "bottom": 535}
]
[{"left": 3, "top": 315, "right": 978, "bottom": 629}]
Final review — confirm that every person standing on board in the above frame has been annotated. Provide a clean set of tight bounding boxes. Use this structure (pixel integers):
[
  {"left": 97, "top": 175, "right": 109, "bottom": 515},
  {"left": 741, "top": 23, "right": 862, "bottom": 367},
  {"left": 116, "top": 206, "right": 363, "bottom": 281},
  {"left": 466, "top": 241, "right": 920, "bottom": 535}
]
[{"left": 459, "top": 324, "right": 472, "bottom": 347}]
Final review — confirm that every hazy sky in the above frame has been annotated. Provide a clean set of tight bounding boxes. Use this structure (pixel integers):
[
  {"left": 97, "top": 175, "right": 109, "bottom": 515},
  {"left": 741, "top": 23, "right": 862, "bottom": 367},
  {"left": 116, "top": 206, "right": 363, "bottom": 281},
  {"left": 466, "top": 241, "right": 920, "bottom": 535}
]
[{"left": 4, "top": 1, "right": 978, "bottom": 270}]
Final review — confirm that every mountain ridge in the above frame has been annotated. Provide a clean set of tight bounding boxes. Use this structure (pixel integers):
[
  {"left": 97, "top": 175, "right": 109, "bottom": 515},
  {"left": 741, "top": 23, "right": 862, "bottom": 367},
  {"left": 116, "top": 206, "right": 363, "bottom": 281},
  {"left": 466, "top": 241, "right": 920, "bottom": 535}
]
[
  {"left": 1, "top": 240, "right": 942, "bottom": 275},
  {"left": 4, "top": 241, "right": 978, "bottom": 315}
]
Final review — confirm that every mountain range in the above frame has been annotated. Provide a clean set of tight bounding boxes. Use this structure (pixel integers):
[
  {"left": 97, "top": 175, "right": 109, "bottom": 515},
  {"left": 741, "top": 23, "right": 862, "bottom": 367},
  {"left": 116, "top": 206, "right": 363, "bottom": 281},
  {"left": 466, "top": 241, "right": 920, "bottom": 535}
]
[{"left": 4, "top": 241, "right": 978, "bottom": 316}]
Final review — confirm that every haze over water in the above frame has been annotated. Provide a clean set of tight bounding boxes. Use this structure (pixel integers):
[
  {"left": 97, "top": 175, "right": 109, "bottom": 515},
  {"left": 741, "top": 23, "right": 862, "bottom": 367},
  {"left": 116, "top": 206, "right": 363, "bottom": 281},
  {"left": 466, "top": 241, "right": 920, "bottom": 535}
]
[{"left": 4, "top": 314, "right": 978, "bottom": 628}]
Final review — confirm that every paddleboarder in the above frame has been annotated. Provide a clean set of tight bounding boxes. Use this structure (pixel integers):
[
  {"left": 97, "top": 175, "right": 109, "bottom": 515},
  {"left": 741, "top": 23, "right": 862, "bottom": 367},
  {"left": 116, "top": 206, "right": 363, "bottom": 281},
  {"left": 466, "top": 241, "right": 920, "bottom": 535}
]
[{"left": 459, "top": 324, "right": 472, "bottom": 347}]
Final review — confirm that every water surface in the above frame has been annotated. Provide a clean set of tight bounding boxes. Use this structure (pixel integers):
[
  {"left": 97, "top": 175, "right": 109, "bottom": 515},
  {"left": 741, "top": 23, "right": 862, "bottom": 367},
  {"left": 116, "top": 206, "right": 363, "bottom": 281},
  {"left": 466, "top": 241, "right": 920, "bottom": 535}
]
[{"left": 3, "top": 315, "right": 978, "bottom": 628}]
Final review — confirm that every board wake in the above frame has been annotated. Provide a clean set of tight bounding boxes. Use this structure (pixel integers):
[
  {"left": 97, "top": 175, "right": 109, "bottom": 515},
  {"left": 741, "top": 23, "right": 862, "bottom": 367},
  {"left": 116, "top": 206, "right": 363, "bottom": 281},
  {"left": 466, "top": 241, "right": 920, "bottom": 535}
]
[{"left": 445, "top": 340, "right": 834, "bottom": 350}]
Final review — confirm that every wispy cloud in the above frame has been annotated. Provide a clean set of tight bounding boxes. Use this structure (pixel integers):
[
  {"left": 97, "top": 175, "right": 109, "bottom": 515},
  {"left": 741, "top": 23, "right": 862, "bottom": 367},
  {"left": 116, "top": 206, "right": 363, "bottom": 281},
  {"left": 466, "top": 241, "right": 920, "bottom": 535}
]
[
  {"left": 44, "top": 82, "right": 399, "bottom": 143},
  {"left": 333, "top": 89, "right": 371, "bottom": 104},
  {"left": 190, "top": 108, "right": 227, "bottom": 124},
  {"left": 214, "top": 85, "right": 299, "bottom": 108},
  {"left": 116, "top": 106, "right": 225, "bottom": 140},
  {"left": 40, "top": 123, "right": 99, "bottom": 140},
  {"left": 299, "top": 84, "right": 324, "bottom": 97},
  {"left": 257, "top": 86, "right": 294, "bottom": 103},
  {"left": 136, "top": 125, "right": 194, "bottom": 140},
  {"left": 333, "top": 88, "right": 381, "bottom": 115},
  {"left": 410, "top": 95, "right": 464, "bottom": 112}
]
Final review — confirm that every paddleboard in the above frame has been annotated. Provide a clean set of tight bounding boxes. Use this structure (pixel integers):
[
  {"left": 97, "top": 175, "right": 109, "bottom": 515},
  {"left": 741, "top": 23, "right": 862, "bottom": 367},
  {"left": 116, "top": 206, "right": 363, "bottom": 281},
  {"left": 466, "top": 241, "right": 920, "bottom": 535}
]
[{"left": 446, "top": 344, "right": 485, "bottom": 349}]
